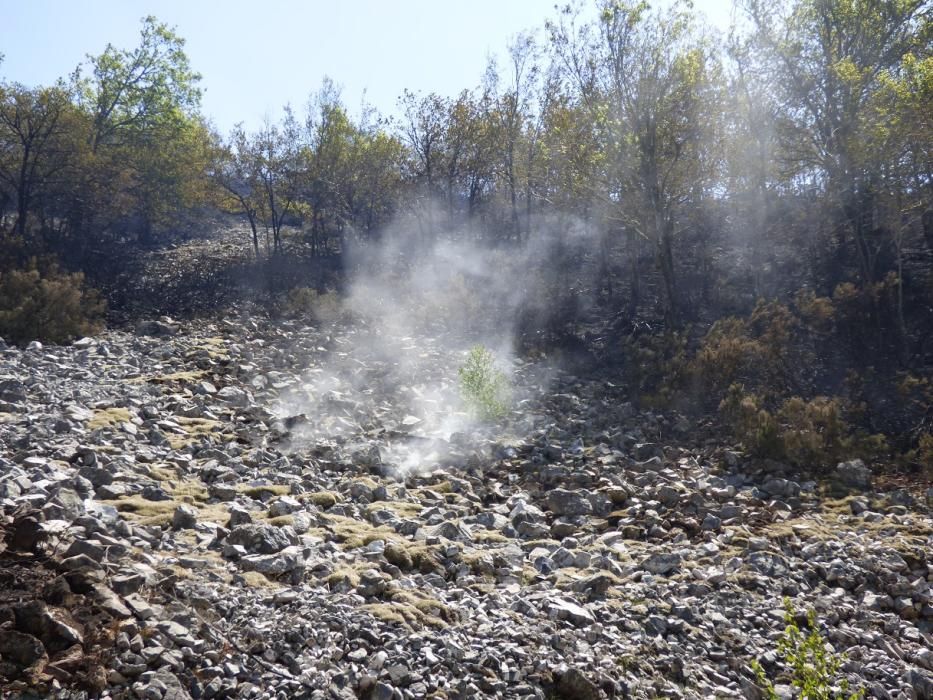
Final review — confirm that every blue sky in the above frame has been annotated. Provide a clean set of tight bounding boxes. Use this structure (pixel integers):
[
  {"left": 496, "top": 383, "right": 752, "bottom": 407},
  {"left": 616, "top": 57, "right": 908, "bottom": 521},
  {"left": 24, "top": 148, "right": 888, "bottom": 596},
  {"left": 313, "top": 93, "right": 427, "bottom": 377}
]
[{"left": 0, "top": 0, "right": 735, "bottom": 134}]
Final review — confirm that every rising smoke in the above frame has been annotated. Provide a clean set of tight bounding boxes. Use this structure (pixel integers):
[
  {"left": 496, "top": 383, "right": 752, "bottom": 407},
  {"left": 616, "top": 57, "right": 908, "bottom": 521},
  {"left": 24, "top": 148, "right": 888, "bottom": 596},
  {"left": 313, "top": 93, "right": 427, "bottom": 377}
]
[{"left": 275, "top": 203, "right": 603, "bottom": 475}]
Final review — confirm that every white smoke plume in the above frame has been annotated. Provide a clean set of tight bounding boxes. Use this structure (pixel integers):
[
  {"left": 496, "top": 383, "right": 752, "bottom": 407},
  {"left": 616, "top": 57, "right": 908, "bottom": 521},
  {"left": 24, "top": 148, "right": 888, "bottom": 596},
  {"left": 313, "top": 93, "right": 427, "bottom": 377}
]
[{"left": 275, "top": 204, "right": 601, "bottom": 476}]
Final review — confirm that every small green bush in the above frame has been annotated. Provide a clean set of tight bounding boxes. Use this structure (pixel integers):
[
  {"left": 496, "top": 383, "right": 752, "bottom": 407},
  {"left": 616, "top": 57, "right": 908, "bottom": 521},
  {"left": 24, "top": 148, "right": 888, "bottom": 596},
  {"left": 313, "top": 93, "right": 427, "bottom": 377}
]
[
  {"left": 458, "top": 345, "right": 510, "bottom": 421},
  {"left": 752, "top": 598, "right": 863, "bottom": 700},
  {"left": 0, "top": 261, "right": 105, "bottom": 345}
]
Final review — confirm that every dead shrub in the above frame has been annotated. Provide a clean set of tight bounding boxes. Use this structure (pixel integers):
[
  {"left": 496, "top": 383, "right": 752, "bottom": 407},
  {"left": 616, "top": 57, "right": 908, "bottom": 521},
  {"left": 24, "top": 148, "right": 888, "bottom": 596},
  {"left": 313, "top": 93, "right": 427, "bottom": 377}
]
[{"left": 794, "top": 289, "right": 835, "bottom": 334}]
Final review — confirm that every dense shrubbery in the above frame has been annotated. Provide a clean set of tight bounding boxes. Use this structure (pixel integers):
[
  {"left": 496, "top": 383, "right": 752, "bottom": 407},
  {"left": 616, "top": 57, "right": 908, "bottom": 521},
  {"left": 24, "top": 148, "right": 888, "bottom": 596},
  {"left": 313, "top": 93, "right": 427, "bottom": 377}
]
[
  {"left": 622, "top": 285, "right": 927, "bottom": 473},
  {"left": 690, "top": 300, "right": 801, "bottom": 402},
  {"left": 620, "top": 331, "right": 689, "bottom": 409},
  {"left": 719, "top": 385, "right": 886, "bottom": 469},
  {"left": 0, "top": 261, "right": 106, "bottom": 344}
]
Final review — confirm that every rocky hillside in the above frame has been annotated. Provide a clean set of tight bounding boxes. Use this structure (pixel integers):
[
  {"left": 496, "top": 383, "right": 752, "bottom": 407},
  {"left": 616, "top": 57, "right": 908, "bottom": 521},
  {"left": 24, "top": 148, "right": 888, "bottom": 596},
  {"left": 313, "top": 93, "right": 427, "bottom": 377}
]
[{"left": 0, "top": 316, "right": 931, "bottom": 699}]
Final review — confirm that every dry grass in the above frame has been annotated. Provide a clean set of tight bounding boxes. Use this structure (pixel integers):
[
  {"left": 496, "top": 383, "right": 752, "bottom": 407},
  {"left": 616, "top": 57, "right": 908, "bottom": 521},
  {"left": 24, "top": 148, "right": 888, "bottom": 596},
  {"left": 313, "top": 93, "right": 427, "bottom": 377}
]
[
  {"left": 472, "top": 530, "right": 509, "bottom": 544},
  {"left": 102, "top": 496, "right": 177, "bottom": 526},
  {"left": 86, "top": 407, "right": 132, "bottom": 430},
  {"left": 318, "top": 514, "right": 443, "bottom": 572},
  {"left": 361, "top": 592, "right": 453, "bottom": 630},
  {"left": 165, "top": 416, "right": 224, "bottom": 450},
  {"left": 143, "top": 370, "right": 208, "bottom": 385},
  {"left": 390, "top": 588, "right": 457, "bottom": 622},
  {"left": 147, "top": 464, "right": 181, "bottom": 482},
  {"left": 325, "top": 563, "right": 370, "bottom": 588},
  {"left": 193, "top": 337, "right": 231, "bottom": 360},
  {"left": 170, "top": 479, "right": 210, "bottom": 503},
  {"left": 757, "top": 510, "right": 933, "bottom": 544},
  {"left": 238, "top": 571, "right": 275, "bottom": 589},
  {"left": 323, "top": 513, "right": 403, "bottom": 549},
  {"left": 102, "top": 495, "right": 230, "bottom": 527},
  {"left": 238, "top": 484, "right": 291, "bottom": 499},
  {"left": 346, "top": 476, "right": 379, "bottom": 490},
  {"left": 364, "top": 500, "right": 423, "bottom": 519},
  {"left": 305, "top": 491, "right": 340, "bottom": 508},
  {"left": 426, "top": 480, "right": 453, "bottom": 494}
]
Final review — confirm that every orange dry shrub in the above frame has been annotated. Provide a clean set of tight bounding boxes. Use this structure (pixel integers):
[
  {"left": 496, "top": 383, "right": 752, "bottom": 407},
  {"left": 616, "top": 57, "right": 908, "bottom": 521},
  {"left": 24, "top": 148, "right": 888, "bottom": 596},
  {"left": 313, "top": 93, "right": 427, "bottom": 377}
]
[
  {"left": 794, "top": 289, "right": 834, "bottom": 334},
  {"left": 689, "top": 300, "right": 799, "bottom": 403}
]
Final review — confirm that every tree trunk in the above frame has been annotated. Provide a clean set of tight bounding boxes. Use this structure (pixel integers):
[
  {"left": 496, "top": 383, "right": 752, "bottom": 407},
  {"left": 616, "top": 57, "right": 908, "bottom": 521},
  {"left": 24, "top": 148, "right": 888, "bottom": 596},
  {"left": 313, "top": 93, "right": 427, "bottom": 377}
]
[
  {"left": 247, "top": 212, "right": 260, "bottom": 259},
  {"left": 656, "top": 217, "right": 677, "bottom": 326},
  {"left": 628, "top": 228, "right": 640, "bottom": 316}
]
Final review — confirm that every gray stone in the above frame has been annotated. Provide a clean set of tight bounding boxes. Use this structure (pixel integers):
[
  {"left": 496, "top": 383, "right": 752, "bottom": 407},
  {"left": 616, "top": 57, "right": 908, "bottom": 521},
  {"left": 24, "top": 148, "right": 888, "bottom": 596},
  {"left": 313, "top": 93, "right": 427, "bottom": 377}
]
[
  {"left": 547, "top": 598, "right": 595, "bottom": 626},
  {"left": 643, "top": 552, "right": 682, "bottom": 575},
  {"left": 371, "top": 682, "right": 395, "bottom": 700},
  {"left": 239, "top": 546, "right": 306, "bottom": 576},
  {"left": 268, "top": 496, "right": 302, "bottom": 517},
  {"left": 171, "top": 505, "right": 199, "bottom": 530},
  {"left": 226, "top": 523, "right": 296, "bottom": 554},
  {"left": 547, "top": 489, "right": 593, "bottom": 516},
  {"left": 834, "top": 459, "right": 872, "bottom": 489}
]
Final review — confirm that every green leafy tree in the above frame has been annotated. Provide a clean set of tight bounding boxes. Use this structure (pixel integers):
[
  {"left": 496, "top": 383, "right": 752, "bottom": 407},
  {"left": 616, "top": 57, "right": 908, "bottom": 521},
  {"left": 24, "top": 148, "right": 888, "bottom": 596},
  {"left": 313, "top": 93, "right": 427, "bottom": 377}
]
[
  {"left": 214, "top": 123, "right": 265, "bottom": 258},
  {"left": 77, "top": 15, "right": 206, "bottom": 245},
  {"left": 0, "top": 82, "right": 80, "bottom": 248},
  {"left": 83, "top": 15, "right": 201, "bottom": 152},
  {"left": 743, "top": 0, "right": 931, "bottom": 286},
  {"left": 549, "top": 0, "right": 723, "bottom": 323}
]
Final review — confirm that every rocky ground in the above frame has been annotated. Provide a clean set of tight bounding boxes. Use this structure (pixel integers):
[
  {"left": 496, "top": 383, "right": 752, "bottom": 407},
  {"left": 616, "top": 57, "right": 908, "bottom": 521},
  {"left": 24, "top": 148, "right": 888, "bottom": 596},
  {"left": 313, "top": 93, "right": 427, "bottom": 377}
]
[{"left": 1, "top": 314, "right": 931, "bottom": 699}]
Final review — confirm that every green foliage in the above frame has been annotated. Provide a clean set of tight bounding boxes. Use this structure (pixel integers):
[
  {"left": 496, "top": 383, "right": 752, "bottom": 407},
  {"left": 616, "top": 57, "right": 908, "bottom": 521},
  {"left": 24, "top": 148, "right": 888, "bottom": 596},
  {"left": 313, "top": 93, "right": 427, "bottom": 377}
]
[
  {"left": 912, "top": 433, "right": 933, "bottom": 476},
  {"left": 752, "top": 598, "right": 863, "bottom": 700},
  {"left": 0, "top": 261, "right": 105, "bottom": 344},
  {"left": 81, "top": 15, "right": 202, "bottom": 149},
  {"left": 458, "top": 345, "right": 510, "bottom": 421}
]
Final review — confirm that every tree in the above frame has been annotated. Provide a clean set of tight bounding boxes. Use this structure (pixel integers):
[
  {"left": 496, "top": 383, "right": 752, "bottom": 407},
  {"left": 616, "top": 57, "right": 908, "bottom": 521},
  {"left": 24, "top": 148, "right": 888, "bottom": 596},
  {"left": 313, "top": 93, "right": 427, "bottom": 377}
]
[
  {"left": 549, "top": 0, "right": 722, "bottom": 322},
  {"left": 83, "top": 15, "right": 201, "bottom": 152},
  {"left": 399, "top": 90, "right": 449, "bottom": 234},
  {"left": 77, "top": 15, "right": 206, "bottom": 245},
  {"left": 0, "top": 82, "right": 79, "bottom": 249},
  {"left": 724, "top": 27, "right": 784, "bottom": 297},
  {"left": 743, "top": 0, "right": 931, "bottom": 285},
  {"left": 348, "top": 114, "right": 405, "bottom": 239},
  {"left": 256, "top": 110, "right": 301, "bottom": 256},
  {"left": 214, "top": 124, "right": 265, "bottom": 258},
  {"left": 303, "top": 81, "right": 355, "bottom": 254},
  {"left": 486, "top": 32, "right": 541, "bottom": 238}
]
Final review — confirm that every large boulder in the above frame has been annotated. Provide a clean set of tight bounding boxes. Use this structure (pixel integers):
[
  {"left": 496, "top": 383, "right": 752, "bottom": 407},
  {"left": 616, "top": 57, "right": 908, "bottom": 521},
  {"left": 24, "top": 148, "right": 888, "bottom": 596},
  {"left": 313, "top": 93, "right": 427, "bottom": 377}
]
[
  {"left": 834, "top": 459, "right": 872, "bottom": 490},
  {"left": 225, "top": 523, "right": 297, "bottom": 554},
  {"left": 546, "top": 489, "right": 593, "bottom": 517}
]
